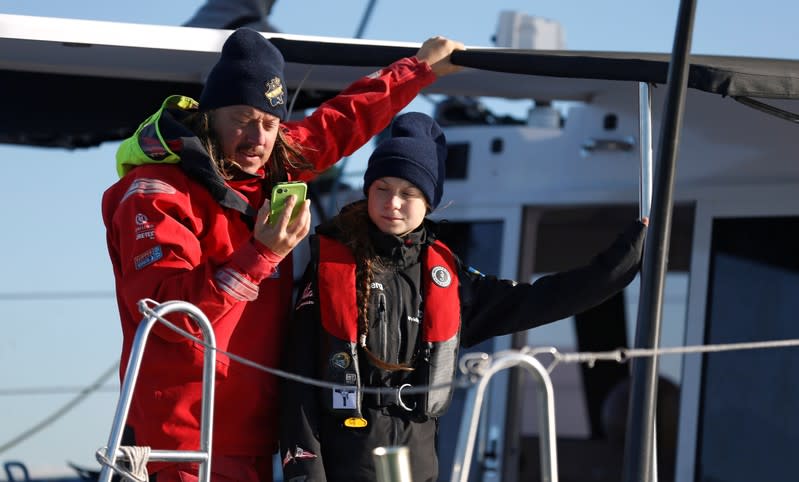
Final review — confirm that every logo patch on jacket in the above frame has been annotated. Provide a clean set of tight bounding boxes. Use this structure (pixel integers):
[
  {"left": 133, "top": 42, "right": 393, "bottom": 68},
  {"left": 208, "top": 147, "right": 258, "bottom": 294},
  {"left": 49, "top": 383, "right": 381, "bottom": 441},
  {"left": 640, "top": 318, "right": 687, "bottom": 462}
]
[
  {"left": 330, "top": 352, "right": 351, "bottom": 370},
  {"left": 134, "top": 213, "right": 156, "bottom": 241},
  {"left": 431, "top": 266, "right": 452, "bottom": 287},
  {"left": 296, "top": 282, "right": 314, "bottom": 309},
  {"left": 133, "top": 246, "right": 163, "bottom": 270},
  {"left": 282, "top": 446, "right": 317, "bottom": 467}
]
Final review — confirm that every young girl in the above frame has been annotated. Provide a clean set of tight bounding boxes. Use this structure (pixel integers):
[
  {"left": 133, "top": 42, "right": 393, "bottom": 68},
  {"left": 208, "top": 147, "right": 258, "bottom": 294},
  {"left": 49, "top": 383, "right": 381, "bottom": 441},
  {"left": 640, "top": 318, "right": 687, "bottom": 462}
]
[{"left": 279, "top": 112, "right": 647, "bottom": 482}]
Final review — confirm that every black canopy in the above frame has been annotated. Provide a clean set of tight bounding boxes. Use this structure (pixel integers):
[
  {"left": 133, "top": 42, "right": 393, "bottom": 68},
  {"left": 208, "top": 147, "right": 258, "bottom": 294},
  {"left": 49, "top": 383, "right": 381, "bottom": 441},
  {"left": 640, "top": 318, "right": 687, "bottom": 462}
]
[{"left": 1, "top": 16, "right": 797, "bottom": 149}]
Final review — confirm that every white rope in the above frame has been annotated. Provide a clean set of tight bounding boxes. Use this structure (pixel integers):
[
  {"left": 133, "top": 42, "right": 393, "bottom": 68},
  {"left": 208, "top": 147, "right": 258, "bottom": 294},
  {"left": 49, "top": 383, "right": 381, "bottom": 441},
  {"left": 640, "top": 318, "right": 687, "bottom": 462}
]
[
  {"left": 95, "top": 446, "right": 151, "bottom": 482},
  {"left": 541, "top": 337, "right": 799, "bottom": 372},
  {"left": 139, "top": 300, "right": 799, "bottom": 393},
  {"left": 138, "top": 300, "right": 470, "bottom": 395}
]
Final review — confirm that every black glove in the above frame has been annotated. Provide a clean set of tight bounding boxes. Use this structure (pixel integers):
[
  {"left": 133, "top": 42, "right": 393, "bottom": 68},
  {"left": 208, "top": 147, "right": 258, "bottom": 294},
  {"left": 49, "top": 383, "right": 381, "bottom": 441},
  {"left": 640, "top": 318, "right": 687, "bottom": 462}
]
[{"left": 598, "top": 219, "right": 647, "bottom": 276}]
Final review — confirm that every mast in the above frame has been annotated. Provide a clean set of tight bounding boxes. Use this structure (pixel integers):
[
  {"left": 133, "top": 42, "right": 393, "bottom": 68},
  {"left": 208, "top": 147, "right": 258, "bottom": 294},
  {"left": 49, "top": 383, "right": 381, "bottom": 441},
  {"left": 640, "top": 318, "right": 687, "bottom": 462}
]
[{"left": 622, "top": 0, "right": 698, "bottom": 481}]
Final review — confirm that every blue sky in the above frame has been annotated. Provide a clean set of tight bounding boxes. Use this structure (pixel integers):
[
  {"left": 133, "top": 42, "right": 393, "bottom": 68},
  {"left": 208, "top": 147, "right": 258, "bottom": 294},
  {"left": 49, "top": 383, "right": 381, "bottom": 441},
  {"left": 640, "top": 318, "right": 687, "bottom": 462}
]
[{"left": 0, "top": 0, "right": 796, "bottom": 476}]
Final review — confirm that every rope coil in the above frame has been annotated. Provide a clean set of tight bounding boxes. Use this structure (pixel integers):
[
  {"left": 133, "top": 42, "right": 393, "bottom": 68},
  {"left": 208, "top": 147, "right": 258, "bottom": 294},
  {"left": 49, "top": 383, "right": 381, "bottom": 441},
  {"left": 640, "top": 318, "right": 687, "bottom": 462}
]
[{"left": 96, "top": 446, "right": 151, "bottom": 482}]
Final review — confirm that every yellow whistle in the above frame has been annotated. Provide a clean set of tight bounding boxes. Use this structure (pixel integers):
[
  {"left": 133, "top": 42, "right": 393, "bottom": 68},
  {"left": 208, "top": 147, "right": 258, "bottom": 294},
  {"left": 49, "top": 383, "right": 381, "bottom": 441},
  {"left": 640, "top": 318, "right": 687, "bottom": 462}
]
[{"left": 344, "top": 417, "right": 368, "bottom": 428}]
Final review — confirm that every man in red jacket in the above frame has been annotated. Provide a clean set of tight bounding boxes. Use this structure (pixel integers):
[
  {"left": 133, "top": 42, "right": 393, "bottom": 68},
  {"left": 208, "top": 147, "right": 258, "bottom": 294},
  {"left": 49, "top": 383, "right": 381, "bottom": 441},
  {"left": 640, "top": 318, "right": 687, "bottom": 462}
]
[{"left": 102, "top": 27, "right": 463, "bottom": 482}]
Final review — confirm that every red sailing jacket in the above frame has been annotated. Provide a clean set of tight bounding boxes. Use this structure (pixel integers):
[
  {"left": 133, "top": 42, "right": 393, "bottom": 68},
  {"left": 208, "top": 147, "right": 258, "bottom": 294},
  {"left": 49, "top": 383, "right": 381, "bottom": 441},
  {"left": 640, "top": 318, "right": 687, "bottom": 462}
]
[{"left": 101, "top": 57, "right": 435, "bottom": 463}]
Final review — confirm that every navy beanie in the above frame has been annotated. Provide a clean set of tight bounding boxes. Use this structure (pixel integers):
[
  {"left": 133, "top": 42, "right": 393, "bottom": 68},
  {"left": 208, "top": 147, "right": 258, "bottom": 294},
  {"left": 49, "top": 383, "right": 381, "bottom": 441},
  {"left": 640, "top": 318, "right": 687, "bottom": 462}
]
[
  {"left": 199, "top": 28, "right": 288, "bottom": 120},
  {"left": 363, "top": 113, "right": 447, "bottom": 209}
]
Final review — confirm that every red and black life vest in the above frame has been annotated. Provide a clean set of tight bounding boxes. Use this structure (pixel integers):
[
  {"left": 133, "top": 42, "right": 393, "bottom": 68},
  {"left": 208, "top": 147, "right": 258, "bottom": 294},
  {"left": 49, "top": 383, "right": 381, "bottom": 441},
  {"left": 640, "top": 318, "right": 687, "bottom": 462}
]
[{"left": 316, "top": 235, "right": 461, "bottom": 419}]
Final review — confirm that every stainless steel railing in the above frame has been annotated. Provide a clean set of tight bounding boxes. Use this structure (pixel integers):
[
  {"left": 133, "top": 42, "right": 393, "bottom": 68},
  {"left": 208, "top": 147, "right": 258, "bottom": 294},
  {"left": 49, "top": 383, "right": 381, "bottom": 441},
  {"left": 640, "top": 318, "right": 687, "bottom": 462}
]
[
  {"left": 97, "top": 300, "right": 216, "bottom": 482},
  {"left": 451, "top": 351, "right": 559, "bottom": 482}
]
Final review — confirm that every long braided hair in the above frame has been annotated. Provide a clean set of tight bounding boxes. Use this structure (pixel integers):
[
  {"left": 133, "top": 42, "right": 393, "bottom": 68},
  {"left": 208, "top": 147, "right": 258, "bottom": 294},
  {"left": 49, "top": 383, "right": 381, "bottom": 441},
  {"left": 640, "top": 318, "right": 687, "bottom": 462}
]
[
  {"left": 334, "top": 202, "right": 415, "bottom": 372},
  {"left": 181, "top": 110, "right": 314, "bottom": 184}
]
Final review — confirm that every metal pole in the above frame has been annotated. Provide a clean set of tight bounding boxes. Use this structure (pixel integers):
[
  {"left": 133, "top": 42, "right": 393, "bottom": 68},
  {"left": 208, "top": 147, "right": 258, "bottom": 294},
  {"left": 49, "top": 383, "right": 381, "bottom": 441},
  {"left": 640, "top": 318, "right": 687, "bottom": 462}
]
[
  {"left": 622, "top": 1, "right": 698, "bottom": 482},
  {"left": 99, "top": 301, "right": 217, "bottom": 482},
  {"left": 638, "top": 81, "right": 658, "bottom": 482},
  {"left": 354, "top": 0, "right": 378, "bottom": 39},
  {"left": 373, "top": 446, "right": 413, "bottom": 482},
  {"left": 638, "top": 82, "right": 654, "bottom": 221},
  {"left": 451, "top": 352, "right": 558, "bottom": 482}
]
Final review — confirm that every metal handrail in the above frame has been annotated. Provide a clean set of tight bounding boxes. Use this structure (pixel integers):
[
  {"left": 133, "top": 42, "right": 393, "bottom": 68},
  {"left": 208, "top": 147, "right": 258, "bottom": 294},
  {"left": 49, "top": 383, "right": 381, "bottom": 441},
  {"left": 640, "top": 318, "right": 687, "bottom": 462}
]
[
  {"left": 98, "top": 300, "right": 217, "bottom": 482},
  {"left": 451, "top": 351, "right": 559, "bottom": 482}
]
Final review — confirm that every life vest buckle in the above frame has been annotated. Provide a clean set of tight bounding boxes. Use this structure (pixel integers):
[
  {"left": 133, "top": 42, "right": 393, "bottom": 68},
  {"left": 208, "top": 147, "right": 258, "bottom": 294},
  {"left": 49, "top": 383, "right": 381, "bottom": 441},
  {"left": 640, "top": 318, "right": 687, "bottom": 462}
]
[{"left": 396, "top": 383, "right": 416, "bottom": 412}]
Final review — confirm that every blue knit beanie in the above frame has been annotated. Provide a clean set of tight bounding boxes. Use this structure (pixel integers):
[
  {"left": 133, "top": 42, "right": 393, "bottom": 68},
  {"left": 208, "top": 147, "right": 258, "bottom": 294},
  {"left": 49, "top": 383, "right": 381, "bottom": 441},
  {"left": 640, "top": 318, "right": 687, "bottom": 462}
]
[
  {"left": 199, "top": 28, "right": 287, "bottom": 120},
  {"left": 363, "top": 113, "right": 447, "bottom": 209}
]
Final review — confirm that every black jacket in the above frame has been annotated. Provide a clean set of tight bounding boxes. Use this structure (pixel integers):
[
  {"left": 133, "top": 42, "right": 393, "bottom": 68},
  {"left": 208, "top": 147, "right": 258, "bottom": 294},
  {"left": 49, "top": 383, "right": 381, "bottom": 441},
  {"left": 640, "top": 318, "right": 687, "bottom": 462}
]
[{"left": 279, "top": 207, "right": 646, "bottom": 482}]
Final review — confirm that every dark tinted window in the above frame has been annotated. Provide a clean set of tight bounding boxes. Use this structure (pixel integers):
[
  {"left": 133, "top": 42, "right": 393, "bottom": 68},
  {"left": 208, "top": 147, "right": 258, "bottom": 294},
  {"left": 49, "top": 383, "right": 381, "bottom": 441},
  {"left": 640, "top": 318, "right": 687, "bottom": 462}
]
[
  {"left": 697, "top": 216, "right": 799, "bottom": 481},
  {"left": 445, "top": 143, "right": 470, "bottom": 180},
  {"left": 435, "top": 220, "right": 502, "bottom": 274}
]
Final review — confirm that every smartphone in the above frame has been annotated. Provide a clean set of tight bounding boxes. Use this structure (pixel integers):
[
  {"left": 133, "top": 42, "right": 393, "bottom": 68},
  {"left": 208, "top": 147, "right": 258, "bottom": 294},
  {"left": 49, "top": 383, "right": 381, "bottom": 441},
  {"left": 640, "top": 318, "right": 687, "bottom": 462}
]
[{"left": 269, "top": 181, "right": 308, "bottom": 225}]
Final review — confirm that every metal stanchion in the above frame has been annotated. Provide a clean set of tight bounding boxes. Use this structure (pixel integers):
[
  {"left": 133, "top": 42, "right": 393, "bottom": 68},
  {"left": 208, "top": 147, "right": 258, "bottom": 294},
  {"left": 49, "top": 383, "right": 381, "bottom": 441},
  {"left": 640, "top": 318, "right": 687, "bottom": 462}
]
[
  {"left": 98, "top": 300, "right": 217, "bottom": 482},
  {"left": 373, "top": 446, "right": 413, "bottom": 482},
  {"left": 451, "top": 351, "right": 558, "bottom": 482}
]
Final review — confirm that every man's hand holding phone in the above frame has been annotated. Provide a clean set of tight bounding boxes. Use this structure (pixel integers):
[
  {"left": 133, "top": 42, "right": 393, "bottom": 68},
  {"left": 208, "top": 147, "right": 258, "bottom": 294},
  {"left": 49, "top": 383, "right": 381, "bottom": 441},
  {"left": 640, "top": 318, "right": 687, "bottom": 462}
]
[{"left": 253, "top": 182, "right": 311, "bottom": 257}]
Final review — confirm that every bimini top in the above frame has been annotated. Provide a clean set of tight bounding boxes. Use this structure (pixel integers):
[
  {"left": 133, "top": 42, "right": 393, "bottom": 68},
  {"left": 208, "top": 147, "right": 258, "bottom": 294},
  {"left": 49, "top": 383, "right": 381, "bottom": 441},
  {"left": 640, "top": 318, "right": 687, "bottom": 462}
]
[{"left": 0, "top": 13, "right": 797, "bottom": 148}]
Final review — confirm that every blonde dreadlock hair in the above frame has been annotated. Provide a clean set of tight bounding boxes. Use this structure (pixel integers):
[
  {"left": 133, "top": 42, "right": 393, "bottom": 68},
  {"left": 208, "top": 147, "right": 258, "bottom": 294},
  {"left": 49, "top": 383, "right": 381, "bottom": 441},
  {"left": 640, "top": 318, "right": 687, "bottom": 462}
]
[{"left": 334, "top": 201, "right": 415, "bottom": 372}]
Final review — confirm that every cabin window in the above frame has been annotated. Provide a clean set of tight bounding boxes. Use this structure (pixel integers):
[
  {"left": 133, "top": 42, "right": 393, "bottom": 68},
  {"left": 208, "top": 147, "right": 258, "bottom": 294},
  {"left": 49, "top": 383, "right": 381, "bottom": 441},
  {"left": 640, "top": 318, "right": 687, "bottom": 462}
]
[
  {"left": 696, "top": 216, "right": 799, "bottom": 481},
  {"left": 445, "top": 142, "right": 470, "bottom": 180},
  {"left": 491, "top": 137, "right": 504, "bottom": 154},
  {"left": 603, "top": 113, "right": 618, "bottom": 131}
]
